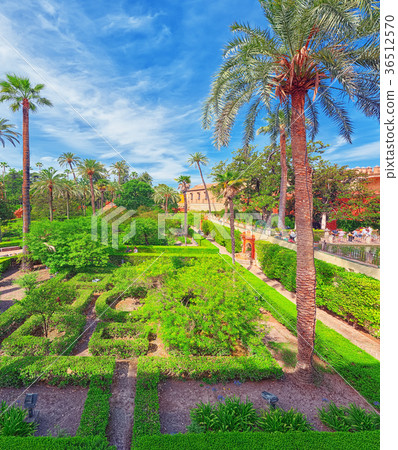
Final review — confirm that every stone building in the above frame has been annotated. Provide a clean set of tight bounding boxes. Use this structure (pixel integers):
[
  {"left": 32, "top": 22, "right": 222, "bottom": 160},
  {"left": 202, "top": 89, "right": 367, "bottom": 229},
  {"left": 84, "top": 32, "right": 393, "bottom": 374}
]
[{"left": 181, "top": 183, "right": 226, "bottom": 211}]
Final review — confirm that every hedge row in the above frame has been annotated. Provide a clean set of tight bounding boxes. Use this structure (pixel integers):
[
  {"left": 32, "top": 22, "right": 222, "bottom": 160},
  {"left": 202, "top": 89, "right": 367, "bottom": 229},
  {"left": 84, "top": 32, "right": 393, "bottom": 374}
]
[
  {"left": 134, "top": 430, "right": 380, "bottom": 450},
  {"left": 125, "top": 245, "right": 218, "bottom": 254},
  {"left": 0, "top": 239, "right": 22, "bottom": 248},
  {"left": 0, "top": 436, "right": 113, "bottom": 449},
  {"left": 70, "top": 289, "right": 95, "bottom": 314},
  {"left": 0, "top": 255, "right": 17, "bottom": 274},
  {"left": 0, "top": 356, "right": 115, "bottom": 387},
  {"left": 201, "top": 220, "right": 242, "bottom": 253},
  {"left": 67, "top": 272, "right": 113, "bottom": 291},
  {"left": 256, "top": 241, "right": 380, "bottom": 337}
]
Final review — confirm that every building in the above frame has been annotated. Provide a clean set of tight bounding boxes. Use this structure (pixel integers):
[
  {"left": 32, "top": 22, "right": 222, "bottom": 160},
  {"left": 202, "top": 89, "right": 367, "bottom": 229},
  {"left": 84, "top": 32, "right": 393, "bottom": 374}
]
[{"left": 180, "top": 183, "right": 226, "bottom": 211}]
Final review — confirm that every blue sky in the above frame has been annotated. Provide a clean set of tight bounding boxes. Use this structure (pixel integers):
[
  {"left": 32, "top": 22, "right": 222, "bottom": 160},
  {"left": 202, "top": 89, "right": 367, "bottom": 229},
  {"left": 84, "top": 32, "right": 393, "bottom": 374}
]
[{"left": 0, "top": 0, "right": 380, "bottom": 188}]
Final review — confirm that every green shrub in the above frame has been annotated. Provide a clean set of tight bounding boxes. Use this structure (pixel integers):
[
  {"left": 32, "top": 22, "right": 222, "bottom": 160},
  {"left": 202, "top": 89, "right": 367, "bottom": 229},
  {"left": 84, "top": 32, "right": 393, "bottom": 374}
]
[
  {"left": 77, "top": 384, "right": 112, "bottom": 437},
  {"left": 318, "top": 402, "right": 380, "bottom": 432},
  {"left": 0, "top": 400, "right": 37, "bottom": 436},
  {"left": 0, "top": 256, "right": 16, "bottom": 274},
  {"left": 0, "top": 436, "right": 113, "bottom": 449},
  {"left": 257, "top": 407, "right": 312, "bottom": 432}
]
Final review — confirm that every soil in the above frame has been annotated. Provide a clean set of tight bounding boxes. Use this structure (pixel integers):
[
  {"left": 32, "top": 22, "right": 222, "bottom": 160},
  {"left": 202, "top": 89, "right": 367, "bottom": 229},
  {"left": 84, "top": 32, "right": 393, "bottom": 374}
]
[
  {"left": 158, "top": 372, "right": 373, "bottom": 435},
  {"left": 0, "top": 384, "right": 88, "bottom": 437},
  {"left": 0, "top": 265, "right": 51, "bottom": 311},
  {"left": 114, "top": 297, "right": 142, "bottom": 312},
  {"left": 72, "top": 296, "right": 98, "bottom": 356},
  {"left": 147, "top": 330, "right": 169, "bottom": 357},
  {"left": 107, "top": 361, "right": 137, "bottom": 450},
  {"left": 47, "top": 328, "right": 65, "bottom": 340}
]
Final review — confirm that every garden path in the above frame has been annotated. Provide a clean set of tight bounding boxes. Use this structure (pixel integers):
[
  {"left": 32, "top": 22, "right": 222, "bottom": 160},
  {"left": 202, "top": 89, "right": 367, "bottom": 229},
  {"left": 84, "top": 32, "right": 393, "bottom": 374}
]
[
  {"left": 201, "top": 234, "right": 380, "bottom": 361},
  {"left": 72, "top": 295, "right": 99, "bottom": 356},
  {"left": 107, "top": 360, "right": 137, "bottom": 450}
]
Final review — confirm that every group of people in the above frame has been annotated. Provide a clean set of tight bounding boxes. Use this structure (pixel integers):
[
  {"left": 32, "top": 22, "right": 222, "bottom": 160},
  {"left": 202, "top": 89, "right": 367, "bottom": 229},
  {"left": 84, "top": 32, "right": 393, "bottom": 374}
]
[{"left": 330, "top": 226, "right": 374, "bottom": 242}]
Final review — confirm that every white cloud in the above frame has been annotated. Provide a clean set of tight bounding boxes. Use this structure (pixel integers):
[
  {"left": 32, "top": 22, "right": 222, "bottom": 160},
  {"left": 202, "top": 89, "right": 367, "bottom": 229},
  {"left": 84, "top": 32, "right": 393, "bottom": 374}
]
[{"left": 325, "top": 141, "right": 380, "bottom": 164}]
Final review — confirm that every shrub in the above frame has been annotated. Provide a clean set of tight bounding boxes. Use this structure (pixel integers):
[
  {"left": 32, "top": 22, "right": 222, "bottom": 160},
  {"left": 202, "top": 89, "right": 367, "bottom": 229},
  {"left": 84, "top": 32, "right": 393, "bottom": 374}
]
[
  {"left": 77, "top": 384, "right": 112, "bottom": 437},
  {"left": 257, "top": 407, "right": 312, "bottom": 432},
  {"left": 0, "top": 400, "right": 37, "bottom": 437},
  {"left": 318, "top": 402, "right": 380, "bottom": 432}
]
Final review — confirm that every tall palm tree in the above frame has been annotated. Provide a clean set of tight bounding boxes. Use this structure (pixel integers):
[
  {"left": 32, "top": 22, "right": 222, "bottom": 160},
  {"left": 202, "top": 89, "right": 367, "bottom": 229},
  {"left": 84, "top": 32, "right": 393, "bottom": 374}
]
[
  {"left": 106, "top": 182, "right": 118, "bottom": 202},
  {"left": 175, "top": 175, "right": 191, "bottom": 244},
  {"left": 202, "top": 0, "right": 379, "bottom": 382},
  {"left": 31, "top": 168, "right": 64, "bottom": 221},
  {"left": 214, "top": 171, "right": 245, "bottom": 264},
  {"left": 77, "top": 159, "right": 106, "bottom": 214},
  {"left": 0, "top": 162, "right": 9, "bottom": 201},
  {"left": 35, "top": 162, "right": 43, "bottom": 171},
  {"left": 187, "top": 152, "right": 212, "bottom": 214},
  {"left": 153, "top": 184, "right": 180, "bottom": 215},
  {"left": 257, "top": 110, "right": 290, "bottom": 230},
  {"left": 96, "top": 179, "right": 109, "bottom": 210},
  {"left": 111, "top": 161, "right": 129, "bottom": 185},
  {"left": 0, "top": 118, "right": 20, "bottom": 149},
  {"left": 58, "top": 152, "right": 81, "bottom": 183},
  {"left": 138, "top": 171, "right": 153, "bottom": 186},
  {"left": 57, "top": 179, "right": 75, "bottom": 220},
  {"left": 0, "top": 74, "right": 53, "bottom": 263}
]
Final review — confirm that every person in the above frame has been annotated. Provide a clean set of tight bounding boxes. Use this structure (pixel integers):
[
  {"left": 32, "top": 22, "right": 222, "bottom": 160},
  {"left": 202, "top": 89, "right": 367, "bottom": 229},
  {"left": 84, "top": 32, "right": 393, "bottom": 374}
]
[
  {"left": 289, "top": 230, "right": 296, "bottom": 243},
  {"left": 133, "top": 247, "right": 138, "bottom": 253},
  {"left": 353, "top": 229, "right": 359, "bottom": 239},
  {"left": 348, "top": 231, "right": 354, "bottom": 242},
  {"left": 338, "top": 229, "right": 345, "bottom": 239}
]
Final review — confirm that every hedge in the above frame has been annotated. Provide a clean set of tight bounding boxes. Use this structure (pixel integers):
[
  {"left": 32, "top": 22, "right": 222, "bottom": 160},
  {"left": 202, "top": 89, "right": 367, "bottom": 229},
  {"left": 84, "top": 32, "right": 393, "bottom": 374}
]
[
  {"left": 66, "top": 273, "right": 113, "bottom": 291},
  {"left": 0, "top": 303, "right": 29, "bottom": 342},
  {"left": 0, "top": 239, "right": 22, "bottom": 248},
  {"left": 134, "top": 430, "right": 380, "bottom": 450},
  {"left": 201, "top": 220, "right": 242, "bottom": 253},
  {"left": 70, "top": 289, "right": 95, "bottom": 314},
  {"left": 0, "top": 356, "right": 115, "bottom": 387},
  {"left": 124, "top": 245, "right": 218, "bottom": 254},
  {"left": 89, "top": 322, "right": 149, "bottom": 358},
  {"left": 0, "top": 255, "right": 17, "bottom": 274},
  {"left": 256, "top": 241, "right": 380, "bottom": 337},
  {"left": 0, "top": 436, "right": 114, "bottom": 449}
]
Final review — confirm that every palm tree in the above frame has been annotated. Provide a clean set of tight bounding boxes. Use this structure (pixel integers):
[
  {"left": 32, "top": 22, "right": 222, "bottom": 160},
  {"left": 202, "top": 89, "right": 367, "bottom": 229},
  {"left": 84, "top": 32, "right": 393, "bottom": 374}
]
[
  {"left": 77, "top": 159, "right": 106, "bottom": 214},
  {"left": 187, "top": 152, "right": 212, "bottom": 214},
  {"left": 58, "top": 152, "right": 81, "bottom": 183},
  {"left": 0, "top": 74, "right": 53, "bottom": 264},
  {"left": 138, "top": 171, "right": 153, "bottom": 185},
  {"left": 153, "top": 184, "right": 180, "bottom": 215},
  {"left": 257, "top": 110, "right": 290, "bottom": 230},
  {"left": 111, "top": 161, "right": 129, "bottom": 185},
  {"left": 214, "top": 171, "right": 245, "bottom": 264},
  {"left": 0, "top": 118, "right": 20, "bottom": 149},
  {"left": 202, "top": 0, "right": 379, "bottom": 382},
  {"left": 35, "top": 162, "right": 43, "bottom": 171},
  {"left": 31, "top": 168, "right": 64, "bottom": 221},
  {"left": 107, "top": 182, "right": 118, "bottom": 202},
  {"left": 96, "top": 179, "right": 109, "bottom": 210},
  {"left": 175, "top": 175, "right": 191, "bottom": 245},
  {"left": 0, "top": 162, "right": 9, "bottom": 200}
]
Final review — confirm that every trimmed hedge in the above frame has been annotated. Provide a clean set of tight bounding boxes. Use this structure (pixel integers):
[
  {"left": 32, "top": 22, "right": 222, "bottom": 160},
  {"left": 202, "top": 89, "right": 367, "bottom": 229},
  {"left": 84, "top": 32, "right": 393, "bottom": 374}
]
[
  {"left": 67, "top": 273, "right": 113, "bottom": 291},
  {"left": 0, "top": 436, "right": 114, "bottom": 449},
  {"left": 70, "top": 289, "right": 95, "bottom": 314},
  {"left": 89, "top": 322, "right": 149, "bottom": 358},
  {"left": 0, "top": 303, "right": 29, "bottom": 342},
  {"left": 0, "top": 239, "right": 22, "bottom": 248},
  {"left": 201, "top": 220, "right": 242, "bottom": 253},
  {"left": 256, "top": 241, "right": 380, "bottom": 337},
  {"left": 134, "top": 430, "right": 380, "bottom": 450},
  {"left": 125, "top": 245, "right": 218, "bottom": 254},
  {"left": 0, "top": 356, "right": 115, "bottom": 387},
  {"left": 0, "top": 255, "right": 17, "bottom": 274}
]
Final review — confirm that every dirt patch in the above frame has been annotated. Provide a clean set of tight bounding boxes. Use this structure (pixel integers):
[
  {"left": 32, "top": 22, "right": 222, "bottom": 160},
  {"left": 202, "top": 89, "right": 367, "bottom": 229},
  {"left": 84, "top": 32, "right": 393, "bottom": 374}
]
[
  {"left": 114, "top": 297, "right": 142, "bottom": 312},
  {"left": 47, "top": 328, "right": 65, "bottom": 340},
  {"left": 72, "top": 296, "right": 98, "bottom": 357},
  {"left": 147, "top": 331, "right": 169, "bottom": 357},
  {"left": 0, "top": 383, "right": 88, "bottom": 436},
  {"left": 158, "top": 372, "right": 374, "bottom": 435}
]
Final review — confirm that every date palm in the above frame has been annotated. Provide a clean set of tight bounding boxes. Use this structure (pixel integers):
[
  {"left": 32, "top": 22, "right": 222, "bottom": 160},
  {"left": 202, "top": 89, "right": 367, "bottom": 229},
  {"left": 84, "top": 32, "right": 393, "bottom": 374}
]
[
  {"left": 96, "top": 179, "right": 109, "bottom": 209},
  {"left": 257, "top": 110, "right": 290, "bottom": 230},
  {"left": 214, "top": 171, "right": 245, "bottom": 264},
  {"left": 0, "top": 162, "right": 10, "bottom": 200},
  {"left": 0, "top": 74, "right": 52, "bottom": 264},
  {"left": 203, "top": 0, "right": 379, "bottom": 382},
  {"left": 175, "top": 175, "right": 191, "bottom": 244},
  {"left": 111, "top": 161, "right": 129, "bottom": 185},
  {"left": 153, "top": 184, "right": 180, "bottom": 215},
  {"left": 58, "top": 152, "right": 80, "bottom": 183},
  {"left": 0, "top": 118, "right": 20, "bottom": 149},
  {"left": 187, "top": 152, "right": 212, "bottom": 214},
  {"left": 31, "top": 168, "right": 64, "bottom": 221},
  {"left": 77, "top": 159, "right": 106, "bottom": 214}
]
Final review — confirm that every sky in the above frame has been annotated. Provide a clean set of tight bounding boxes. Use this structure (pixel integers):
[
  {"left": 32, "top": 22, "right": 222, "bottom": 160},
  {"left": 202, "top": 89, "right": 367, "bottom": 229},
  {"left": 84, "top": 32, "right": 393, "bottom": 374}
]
[{"left": 0, "top": 0, "right": 380, "bottom": 188}]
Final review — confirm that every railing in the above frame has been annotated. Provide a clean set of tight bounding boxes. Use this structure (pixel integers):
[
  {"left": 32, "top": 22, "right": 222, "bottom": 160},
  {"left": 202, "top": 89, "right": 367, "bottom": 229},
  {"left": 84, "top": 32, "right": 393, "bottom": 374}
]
[{"left": 317, "top": 243, "right": 380, "bottom": 267}]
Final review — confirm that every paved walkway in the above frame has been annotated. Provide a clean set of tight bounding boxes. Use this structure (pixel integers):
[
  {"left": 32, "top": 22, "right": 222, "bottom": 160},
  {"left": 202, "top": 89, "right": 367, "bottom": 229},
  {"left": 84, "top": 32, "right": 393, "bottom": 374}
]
[{"left": 201, "top": 233, "right": 380, "bottom": 361}]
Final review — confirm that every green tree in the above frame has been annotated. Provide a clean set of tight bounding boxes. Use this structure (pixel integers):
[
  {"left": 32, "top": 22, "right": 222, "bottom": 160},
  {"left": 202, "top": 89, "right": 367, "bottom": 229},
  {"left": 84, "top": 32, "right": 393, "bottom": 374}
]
[
  {"left": 138, "top": 171, "right": 153, "bottom": 186},
  {"left": 77, "top": 159, "right": 106, "bottom": 214},
  {"left": 0, "top": 74, "right": 53, "bottom": 266},
  {"left": 175, "top": 175, "right": 191, "bottom": 244},
  {"left": 115, "top": 179, "right": 155, "bottom": 211},
  {"left": 111, "top": 161, "right": 129, "bottom": 185},
  {"left": 30, "top": 168, "right": 65, "bottom": 221},
  {"left": 58, "top": 152, "right": 81, "bottom": 183},
  {"left": 187, "top": 152, "right": 212, "bottom": 214},
  {"left": 153, "top": 184, "right": 180, "bottom": 214},
  {"left": 202, "top": 0, "right": 379, "bottom": 381},
  {"left": 0, "top": 120, "right": 20, "bottom": 171}
]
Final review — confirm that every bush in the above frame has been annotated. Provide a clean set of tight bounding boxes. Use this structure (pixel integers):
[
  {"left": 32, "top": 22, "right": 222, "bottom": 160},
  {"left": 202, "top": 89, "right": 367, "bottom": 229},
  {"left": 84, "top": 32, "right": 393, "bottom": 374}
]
[
  {"left": 0, "top": 436, "right": 113, "bottom": 449},
  {"left": 0, "top": 400, "right": 37, "bottom": 436},
  {"left": 257, "top": 407, "right": 312, "bottom": 432},
  {"left": 77, "top": 384, "right": 112, "bottom": 437},
  {"left": 318, "top": 402, "right": 380, "bottom": 432}
]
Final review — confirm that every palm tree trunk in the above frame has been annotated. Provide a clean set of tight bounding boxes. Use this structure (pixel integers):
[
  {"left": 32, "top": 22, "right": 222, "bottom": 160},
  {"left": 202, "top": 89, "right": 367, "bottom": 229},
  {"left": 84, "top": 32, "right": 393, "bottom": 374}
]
[
  {"left": 197, "top": 163, "right": 212, "bottom": 214},
  {"left": 22, "top": 98, "right": 31, "bottom": 269},
  {"left": 183, "top": 192, "right": 188, "bottom": 246},
  {"left": 69, "top": 163, "right": 77, "bottom": 183},
  {"left": 89, "top": 176, "right": 96, "bottom": 214},
  {"left": 49, "top": 186, "right": 53, "bottom": 221},
  {"left": 165, "top": 196, "right": 169, "bottom": 215},
  {"left": 291, "top": 90, "right": 316, "bottom": 383},
  {"left": 2, "top": 169, "right": 6, "bottom": 201},
  {"left": 278, "top": 125, "right": 287, "bottom": 230},
  {"left": 100, "top": 191, "right": 104, "bottom": 209},
  {"left": 66, "top": 191, "right": 70, "bottom": 219},
  {"left": 229, "top": 198, "right": 235, "bottom": 264}
]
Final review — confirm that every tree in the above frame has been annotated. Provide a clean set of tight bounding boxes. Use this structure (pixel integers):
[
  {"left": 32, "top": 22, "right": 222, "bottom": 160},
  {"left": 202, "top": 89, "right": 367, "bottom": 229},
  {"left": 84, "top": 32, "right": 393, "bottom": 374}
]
[
  {"left": 31, "top": 168, "right": 64, "bottom": 221},
  {"left": 111, "top": 161, "right": 129, "bottom": 185},
  {"left": 77, "top": 159, "right": 106, "bottom": 214},
  {"left": 214, "top": 171, "right": 245, "bottom": 263},
  {"left": 58, "top": 179, "right": 77, "bottom": 220},
  {"left": 96, "top": 179, "right": 109, "bottom": 209},
  {"left": 0, "top": 74, "right": 53, "bottom": 266},
  {"left": 58, "top": 152, "right": 81, "bottom": 183},
  {"left": 187, "top": 152, "right": 212, "bottom": 214},
  {"left": 138, "top": 171, "right": 153, "bottom": 186},
  {"left": 257, "top": 110, "right": 290, "bottom": 229},
  {"left": 202, "top": 0, "right": 379, "bottom": 382},
  {"left": 115, "top": 179, "right": 155, "bottom": 211},
  {"left": 153, "top": 184, "right": 180, "bottom": 215},
  {"left": 0, "top": 119, "right": 20, "bottom": 158},
  {"left": 175, "top": 175, "right": 191, "bottom": 245}
]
